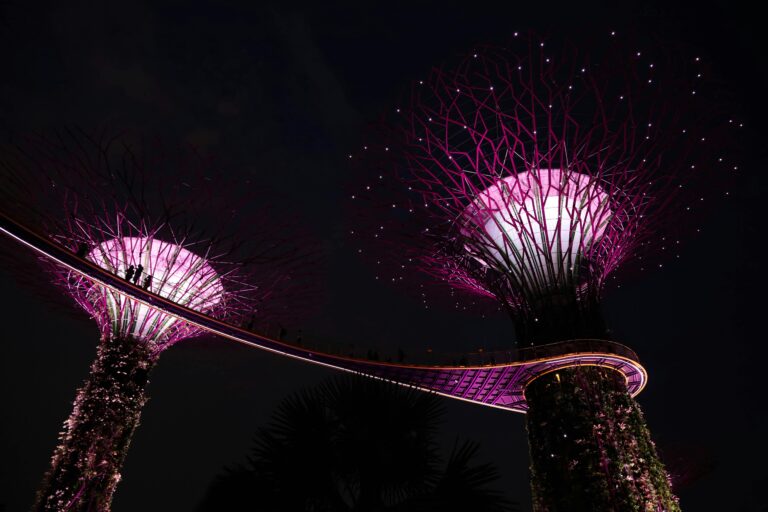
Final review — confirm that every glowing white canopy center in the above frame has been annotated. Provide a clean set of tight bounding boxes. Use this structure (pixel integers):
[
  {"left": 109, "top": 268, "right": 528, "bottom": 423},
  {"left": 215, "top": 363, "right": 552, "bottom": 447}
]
[
  {"left": 461, "top": 169, "right": 612, "bottom": 291},
  {"left": 85, "top": 237, "right": 224, "bottom": 343}
]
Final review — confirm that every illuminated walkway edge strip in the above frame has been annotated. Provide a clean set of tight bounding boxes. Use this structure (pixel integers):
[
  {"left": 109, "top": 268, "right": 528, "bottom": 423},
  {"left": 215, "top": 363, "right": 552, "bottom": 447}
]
[{"left": 0, "top": 211, "right": 647, "bottom": 413}]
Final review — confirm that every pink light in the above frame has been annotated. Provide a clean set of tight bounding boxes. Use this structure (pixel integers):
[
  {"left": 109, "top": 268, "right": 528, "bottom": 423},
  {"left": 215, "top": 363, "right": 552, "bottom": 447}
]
[
  {"left": 461, "top": 169, "right": 611, "bottom": 289},
  {"left": 83, "top": 237, "right": 224, "bottom": 344}
]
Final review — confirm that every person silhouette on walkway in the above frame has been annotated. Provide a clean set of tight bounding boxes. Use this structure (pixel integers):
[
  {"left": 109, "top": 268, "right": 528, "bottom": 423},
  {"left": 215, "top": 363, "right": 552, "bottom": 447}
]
[
  {"left": 142, "top": 275, "right": 152, "bottom": 290},
  {"left": 125, "top": 265, "right": 135, "bottom": 282},
  {"left": 133, "top": 264, "right": 144, "bottom": 284},
  {"left": 76, "top": 243, "right": 88, "bottom": 258}
]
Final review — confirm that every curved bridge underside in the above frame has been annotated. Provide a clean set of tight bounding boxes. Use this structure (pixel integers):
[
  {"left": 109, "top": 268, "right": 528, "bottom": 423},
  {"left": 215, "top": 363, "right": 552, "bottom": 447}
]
[{"left": 1, "top": 212, "right": 647, "bottom": 413}]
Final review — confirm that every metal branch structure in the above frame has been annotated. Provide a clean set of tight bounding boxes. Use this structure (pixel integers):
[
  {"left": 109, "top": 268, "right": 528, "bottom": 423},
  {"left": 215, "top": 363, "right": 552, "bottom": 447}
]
[
  {"left": 75, "top": 236, "right": 226, "bottom": 347},
  {"left": 350, "top": 32, "right": 738, "bottom": 511},
  {"left": 0, "top": 130, "right": 317, "bottom": 511}
]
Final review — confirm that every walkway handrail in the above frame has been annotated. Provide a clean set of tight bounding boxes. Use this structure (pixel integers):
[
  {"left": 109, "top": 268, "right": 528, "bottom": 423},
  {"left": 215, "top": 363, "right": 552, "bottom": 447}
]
[
  {"left": 1, "top": 209, "right": 647, "bottom": 413},
  {"left": 0, "top": 210, "right": 640, "bottom": 369}
]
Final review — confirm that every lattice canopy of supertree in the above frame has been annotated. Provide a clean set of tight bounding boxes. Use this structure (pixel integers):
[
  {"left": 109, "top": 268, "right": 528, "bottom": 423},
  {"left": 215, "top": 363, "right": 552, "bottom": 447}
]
[
  {"left": 77, "top": 236, "right": 225, "bottom": 344},
  {"left": 0, "top": 130, "right": 316, "bottom": 511},
  {"left": 352, "top": 32, "right": 738, "bottom": 511}
]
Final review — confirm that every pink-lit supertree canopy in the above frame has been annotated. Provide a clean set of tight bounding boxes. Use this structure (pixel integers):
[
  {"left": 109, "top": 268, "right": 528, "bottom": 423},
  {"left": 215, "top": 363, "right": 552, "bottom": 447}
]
[
  {"left": 351, "top": 32, "right": 738, "bottom": 511},
  {"left": 77, "top": 236, "right": 225, "bottom": 345},
  {"left": 0, "top": 130, "right": 316, "bottom": 511}
]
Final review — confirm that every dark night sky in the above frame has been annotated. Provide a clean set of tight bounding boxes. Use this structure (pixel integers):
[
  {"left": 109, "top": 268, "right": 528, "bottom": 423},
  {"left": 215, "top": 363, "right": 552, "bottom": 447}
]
[{"left": 1, "top": 1, "right": 766, "bottom": 511}]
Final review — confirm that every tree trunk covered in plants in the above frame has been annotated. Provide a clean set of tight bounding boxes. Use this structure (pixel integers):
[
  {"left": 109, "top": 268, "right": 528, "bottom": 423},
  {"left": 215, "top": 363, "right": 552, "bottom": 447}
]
[
  {"left": 34, "top": 336, "right": 157, "bottom": 512},
  {"left": 525, "top": 366, "right": 679, "bottom": 512}
]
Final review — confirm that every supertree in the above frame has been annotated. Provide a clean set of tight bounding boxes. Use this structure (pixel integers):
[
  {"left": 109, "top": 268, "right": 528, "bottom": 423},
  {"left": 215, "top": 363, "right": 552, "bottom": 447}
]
[
  {"left": 0, "top": 130, "right": 315, "bottom": 511},
  {"left": 351, "top": 32, "right": 738, "bottom": 511}
]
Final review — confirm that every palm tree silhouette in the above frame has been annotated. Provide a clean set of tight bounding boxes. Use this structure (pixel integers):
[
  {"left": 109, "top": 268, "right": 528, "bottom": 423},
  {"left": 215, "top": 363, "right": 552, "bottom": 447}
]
[{"left": 198, "top": 376, "right": 516, "bottom": 512}]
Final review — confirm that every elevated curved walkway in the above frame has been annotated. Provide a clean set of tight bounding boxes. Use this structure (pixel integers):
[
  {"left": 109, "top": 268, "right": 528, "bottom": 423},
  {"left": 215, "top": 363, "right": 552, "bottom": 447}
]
[{"left": 0, "top": 211, "right": 646, "bottom": 413}]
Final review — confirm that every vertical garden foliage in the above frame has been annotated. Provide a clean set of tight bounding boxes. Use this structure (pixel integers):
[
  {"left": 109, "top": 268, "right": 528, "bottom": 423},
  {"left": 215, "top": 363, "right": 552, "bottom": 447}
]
[
  {"left": 525, "top": 367, "right": 678, "bottom": 512},
  {"left": 34, "top": 337, "right": 156, "bottom": 512}
]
